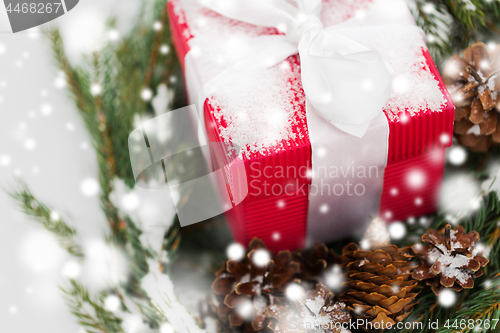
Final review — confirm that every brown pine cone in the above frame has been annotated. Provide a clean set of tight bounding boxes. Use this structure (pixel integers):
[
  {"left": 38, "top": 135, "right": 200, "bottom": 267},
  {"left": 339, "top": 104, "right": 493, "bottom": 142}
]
[
  {"left": 211, "top": 239, "right": 300, "bottom": 332},
  {"left": 340, "top": 241, "right": 420, "bottom": 330},
  {"left": 412, "top": 224, "right": 489, "bottom": 295},
  {"left": 293, "top": 242, "right": 342, "bottom": 281},
  {"left": 443, "top": 42, "right": 500, "bottom": 152},
  {"left": 265, "top": 283, "right": 351, "bottom": 333}
]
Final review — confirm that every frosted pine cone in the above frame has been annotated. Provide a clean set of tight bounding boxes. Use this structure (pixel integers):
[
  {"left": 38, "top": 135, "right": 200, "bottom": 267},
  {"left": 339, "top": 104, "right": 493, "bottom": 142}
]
[
  {"left": 412, "top": 224, "right": 489, "bottom": 295},
  {"left": 444, "top": 42, "right": 500, "bottom": 152},
  {"left": 265, "top": 283, "right": 351, "bottom": 333},
  {"left": 210, "top": 239, "right": 299, "bottom": 332}
]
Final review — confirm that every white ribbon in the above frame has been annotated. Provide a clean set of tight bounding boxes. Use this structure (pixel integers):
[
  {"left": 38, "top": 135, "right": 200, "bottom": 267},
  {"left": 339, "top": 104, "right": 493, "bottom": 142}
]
[
  {"left": 183, "top": 0, "right": 425, "bottom": 241},
  {"left": 198, "top": 0, "right": 397, "bottom": 137}
]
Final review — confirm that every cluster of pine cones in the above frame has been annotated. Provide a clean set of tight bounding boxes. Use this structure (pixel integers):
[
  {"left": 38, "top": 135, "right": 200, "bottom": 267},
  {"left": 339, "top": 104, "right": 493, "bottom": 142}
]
[{"left": 198, "top": 224, "right": 488, "bottom": 333}]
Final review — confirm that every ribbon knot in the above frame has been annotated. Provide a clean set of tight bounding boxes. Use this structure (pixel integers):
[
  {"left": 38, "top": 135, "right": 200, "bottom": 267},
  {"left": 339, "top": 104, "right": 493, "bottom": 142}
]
[{"left": 288, "top": 14, "right": 323, "bottom": 44}]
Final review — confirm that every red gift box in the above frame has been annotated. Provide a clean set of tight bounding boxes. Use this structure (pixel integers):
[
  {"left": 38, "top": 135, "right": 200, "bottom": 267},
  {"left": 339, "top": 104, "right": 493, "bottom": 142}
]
[{"left": 168, "top": 0, "right": 455, "bottom": 251}]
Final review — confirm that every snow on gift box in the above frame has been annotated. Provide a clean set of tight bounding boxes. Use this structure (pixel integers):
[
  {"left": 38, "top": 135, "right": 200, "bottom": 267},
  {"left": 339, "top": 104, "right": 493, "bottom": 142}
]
[{"left": 167, "top": 0, "right": 455, "bottom": 251}]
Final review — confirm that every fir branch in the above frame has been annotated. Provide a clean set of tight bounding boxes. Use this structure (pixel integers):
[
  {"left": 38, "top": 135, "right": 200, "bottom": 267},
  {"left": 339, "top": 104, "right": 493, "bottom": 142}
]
[
  {"left": 90, "top": 51, "right": 125, "bottom": 241},
  {"left": 440, "top": 0, "right": 485, "bottom": 30},
  {"left": 61, "top": 280, "right": 124, "bottom": 333},
  {"left": 408, "top": 0, "right": 500, "bottom": 64},
  {"left": 99, "top": 0, "right": 177, "bottom": 187},
  {"left": 48, "top": 29, "right": 126, "bottom": 243},
  {"left": 122, "top": 217, "right": 152, "bottom": 298},
  {"left": 437, "top": 273, "right": 500, "bottom": 333},
  {"left": 407, "top": 0, "right": 454, "bottom": 62},
  {"left": 162, "top": 215, "right": 182, "bottom": 270},
  {"left": 47, "top": 29, "right": 97, "bottom": 128},
  {"left": 143, "top": 2, "right": 170, "bottom": 90},
  {"left": 9, "top": 181, "right": 82, "bottom": 257}
]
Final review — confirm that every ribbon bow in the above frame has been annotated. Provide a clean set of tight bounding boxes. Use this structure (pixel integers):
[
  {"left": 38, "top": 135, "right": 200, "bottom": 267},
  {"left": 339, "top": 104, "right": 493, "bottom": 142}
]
[{"left": 198, "top": 0, "right": 397, "bottom": 137}]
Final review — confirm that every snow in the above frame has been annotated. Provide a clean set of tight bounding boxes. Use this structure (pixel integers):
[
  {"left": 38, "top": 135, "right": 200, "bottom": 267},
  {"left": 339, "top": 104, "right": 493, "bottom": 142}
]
[
  {"left": 109, "top": 178, "right": 176, "bottom": 251},
  {"left": 406, "top": 169, "right": 426, "bottom": 189},
  {"left": 319, "top": 204, "right": 329, "bottom": 214},
  {"left": 0, "top": 154, "right": 11, "bottom": 166},
  {"left": 160, "top": 323, "right": 175, "bottom": 333},
  {"left": 481, "top": 164, "right": 500, "bottom": 194},
  {"left": 447, "top": 146, "right": 467, "bottom": 166},
  {"left": 467, "top": 124, "right": 482, "bottom": 135},
  {"left": 54, "top": 75, "right": 67, "bottom": 89},
  {"left": 286, "top": 283, "right": 306, "bottom": 301},
  {"left": 90, "top": 83, "right": 102, "bottom": 96},
  {"left": 160, "top": 44, "right": 171, "bottom": 55},
  {"left": 364, "top": 217, "right": 390, "bottom": 244},
  {"left": 108, "top": 30, "right": 120, "bottom": 41},
  {"left": 438, "top": 289, "right": 456, "bottom": 307},
  {"left": 24, "top": 138, "right": 36, "bottom": 150},
  {"left": 153, "top": 21, "right": 163, "bottom": 31},
  {"left": 321, "top": 0, "right": 372, "bottom": 27},
  {"left": 122, "top": 314, "right": 151, "bottom": 333},
  {"left": 177, "top": 0, "right": 446, "bottom": 154},
  {"left": 81, "top": 239, "right": 129, "bottom": 291},
  {"left": 61, "top": 261, "right": 82, "bottom": 278},
  {"left": 210, "top": 64, "right": 307, "bottom": 156},
  {"left": 324, "top": 265, "right": 344, "bottom": 291},
  {"left": 463, "top": 0, "right": 476, "bottom": 11},
  {"left": 141, "top": 261, "right": 207, "bottom": 333},
  {"left": 235, "top": 300, "right": 253, "bottom": 319},
  {"left": 437, "top": 252, "right": 472, "bottom": 284},
  {"left": 226, "top": 243, "right": 245, "bottom": 261},
  {"left": 439, "top": 174, "right": 480, "bottom": 215},
  {"left": 104, "top": 295, "right": 121, "bottom": 312},
  {"left": 21, "top": 231, "right": 65, "bottom": 272},
  {"left": 388, "top": 222, "right": 407, "bottom": 240},
  {"left": 80, "top": 178, "right": 100, "bottom": 197},
  {"left": 252, "top": 249, "right": 271, "bottom": 267},
  {"left": 141, "top": 88, "right": 153, "bottom": 101},
  {"left": 121, "top": 192, "right": 140, "bottom": 211},
  {"left": 40, "top": 103, "right": 53, "bottom": 116}
]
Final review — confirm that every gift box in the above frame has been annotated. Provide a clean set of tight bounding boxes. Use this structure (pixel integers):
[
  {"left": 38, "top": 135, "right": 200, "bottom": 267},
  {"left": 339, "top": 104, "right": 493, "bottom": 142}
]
[{"left": 167, "top": 0, "right": 455, "bottom": 251}]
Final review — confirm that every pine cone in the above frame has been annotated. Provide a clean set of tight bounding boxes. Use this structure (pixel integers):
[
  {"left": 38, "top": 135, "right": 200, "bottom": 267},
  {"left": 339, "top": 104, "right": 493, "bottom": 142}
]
[
  {"left": 443, "top": 42, "right": 500, "bottom": 152},
  {"left": 211, "top": 239, "right": 300, "bottom": 332},
  {"left": 340, "top": 241, "right": 420, "bottom": 330},
  {"left": 266, "top": 283, "right": 351, "bottom": 333},
  {"left": 293, "top": 243, "right": 342, "bottom": 281},
  {"left": 412, "top": 224, "right": 489, "bottom": 295}
]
